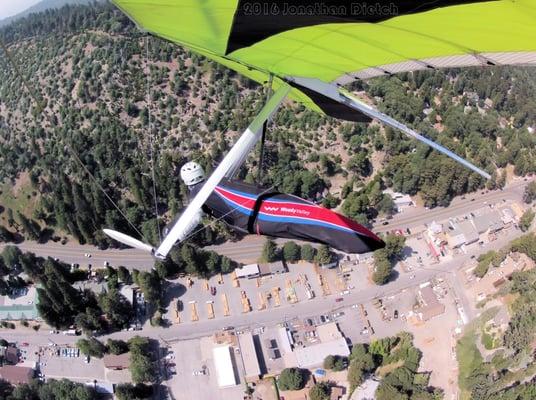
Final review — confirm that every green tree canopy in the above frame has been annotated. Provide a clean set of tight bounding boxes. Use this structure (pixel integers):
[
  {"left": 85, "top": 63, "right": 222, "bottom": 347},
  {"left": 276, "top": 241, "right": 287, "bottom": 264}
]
[
  {"left": 315, "top": 245, "right": 333, "bottom": 265},
  {"left": 261, "top": 239, "right": 278, "bottom": 263},
  {"left": 519, "top": 209, "right": 535, "bottom": 232},
  {"left": 309, "top": 382, "right": 331, "bottom": 400},
  {"left": 300, "top": 244, "right": 315, "bottom": 262},
  {"left": 283, "top": 241, "right": 301, "bottom": 263},
  {"left": 76, "top": 338, "right": 106, "bottom": 358},
  {"left": 278, "top": 368, "right": 306, "bottom": 391}
]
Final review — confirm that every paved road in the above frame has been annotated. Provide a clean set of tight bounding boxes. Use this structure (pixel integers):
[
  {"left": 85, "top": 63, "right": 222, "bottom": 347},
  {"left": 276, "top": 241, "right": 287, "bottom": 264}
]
[
  {"left": 0, "top": 177, "right": 530, "bottom": 268},
  {"left": 207, "top": 178, "right": 531, "bottom": 262},
  {"left": 0, "top": 241, "right": 154, "bottom": 270},
  {"left": 378, "top": 177, "right": 529, "bottom": 233},
  {"left": 2, "top": 224, "right": 523, "bottom": 349}
]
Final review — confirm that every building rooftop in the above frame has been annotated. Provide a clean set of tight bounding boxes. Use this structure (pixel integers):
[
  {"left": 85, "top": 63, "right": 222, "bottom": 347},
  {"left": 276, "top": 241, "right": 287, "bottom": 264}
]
[
  {"left": 237, "top": 332, "right": 261, "bottom": 380},
  {"left": 213, "top": 345, "right": 238, "bottom": 387},
  {"left": 316, "top": 322, "right": 342, "bottom": 343},
  {"left": 419, "top": 286, "right": 437, "bottom": 306},
  {"left": 428, "top": 221, "right": 443, "bottom": 234},
  {"left": 0, "top": 365, "right": 33, "bottom": 385},
  {"left": 293, "top": 337, "right": 350, "bottom": 368},
  {"left": 258, "top": 261, "right": 286, "bottom": 275},
  {"left": 103, "top": 353, "right": 130, "bottom": 370},
  {"left": 419, "top": 303, "right": 446, "bottom": 321},
  {"left": 4, "top": 347, "right": 18, "bottom": 364},
  {"left": 458, "top": 220, "right": 479, "bottom": 243},
  {"left": 350, "top": 377, "right": 380, "bottom": 400},
  {"left": 418, "top": 286, "right": 445, "bottom": 321},
  {"left": 473, "top": 210, "right": 504, "bottom": 234},
  {"left": 330, "top": 386, "right": 345, "bottom": 400},
  {"left": 119, "top": 286, "right": 135, "bottom": 303},
  {"left": 235, "top": 264, "right": 260, "bottom": 278},
  {"left": 278, "top": 327, "right": 293, "bottom": 355}
]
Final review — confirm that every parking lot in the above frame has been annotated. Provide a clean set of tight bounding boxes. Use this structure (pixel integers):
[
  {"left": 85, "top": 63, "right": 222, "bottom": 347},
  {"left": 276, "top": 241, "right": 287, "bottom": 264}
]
[
  {"left": 39, "top": 346, "right": 106, "bottom": 382},
  {"left": 162, "top": 262, "right": 362, "bottom": 324},
  {"left": 166, "top": 338, "right": 245, "bottom": 400}
]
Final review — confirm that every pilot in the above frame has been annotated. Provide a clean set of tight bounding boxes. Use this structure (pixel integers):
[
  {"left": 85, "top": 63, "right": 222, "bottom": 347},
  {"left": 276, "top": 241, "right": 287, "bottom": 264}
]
[{"left": 178, "top": 161, "right": 384, "bottom": 254}]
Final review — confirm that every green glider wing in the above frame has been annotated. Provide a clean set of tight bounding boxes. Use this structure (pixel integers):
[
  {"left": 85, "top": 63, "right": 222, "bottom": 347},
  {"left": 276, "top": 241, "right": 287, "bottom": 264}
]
[{"left": 113, "top": 0, "right": 536, "bottom": 120}]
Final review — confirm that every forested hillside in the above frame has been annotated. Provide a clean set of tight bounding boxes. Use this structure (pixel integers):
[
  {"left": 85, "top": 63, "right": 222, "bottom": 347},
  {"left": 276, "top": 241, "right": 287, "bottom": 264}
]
[
  {"left": 0, "top": 2, "right": 535, "bottom": 247},
  {"left": 457, "top": 234, "right": 536, "bottom": 400}
]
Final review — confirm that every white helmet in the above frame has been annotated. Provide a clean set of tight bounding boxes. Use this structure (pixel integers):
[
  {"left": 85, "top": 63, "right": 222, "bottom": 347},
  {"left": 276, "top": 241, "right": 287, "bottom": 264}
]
[{"left": 180, "top": 161, "right": 205, "bottom": 186}]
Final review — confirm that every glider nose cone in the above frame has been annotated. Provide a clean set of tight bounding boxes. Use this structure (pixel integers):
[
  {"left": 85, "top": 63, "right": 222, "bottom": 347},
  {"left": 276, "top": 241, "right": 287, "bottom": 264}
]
[{"left": 363, "top": 231, "right": 386, "bottom": 252}]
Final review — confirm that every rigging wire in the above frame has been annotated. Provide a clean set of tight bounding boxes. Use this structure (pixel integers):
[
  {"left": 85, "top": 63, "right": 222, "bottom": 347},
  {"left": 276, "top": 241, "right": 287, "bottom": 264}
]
[
  {"left": 0, "top": 36, "right": 146, "bottom": 240},
  {"left": 145, "top": 35, "right": 162, "bottom": 245},
  {"left": 257, "top": 74, "right": 274, "bottom": 184}
]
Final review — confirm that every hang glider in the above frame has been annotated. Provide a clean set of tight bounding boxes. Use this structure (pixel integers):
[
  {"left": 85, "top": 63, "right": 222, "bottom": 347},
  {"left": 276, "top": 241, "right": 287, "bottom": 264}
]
[
  {"left": 187, "top": 171, "right": 386, "bottom": 254},
  {"left": 105, "top": 0, "right": 536, "bottom": 259}
]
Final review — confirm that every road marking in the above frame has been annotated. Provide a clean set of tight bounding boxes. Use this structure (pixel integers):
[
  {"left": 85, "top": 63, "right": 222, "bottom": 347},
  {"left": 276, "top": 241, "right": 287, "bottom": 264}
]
[
  {"left": 241, "top": 291, "right": 251, "bottom": 313},
  {"left": 257, "top": 292, "right": 267, "bottom": 310},
  {"left": 206, "top": 302, "right": 215, "bottom": 319},
  {"left": 221, "top": 294, "right": 230, "bottom": 316},
  {"left": 190, "top": 302, "right": 198, "bottom": 322},
  {"left": 272, "top": 287, "right": 281, "bottom": 307}
]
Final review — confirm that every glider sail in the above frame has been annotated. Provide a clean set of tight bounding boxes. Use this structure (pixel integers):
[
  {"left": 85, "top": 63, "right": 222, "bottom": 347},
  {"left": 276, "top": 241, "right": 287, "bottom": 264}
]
[
  {"left": 113, "top": 0, "right": 536, "bottom": 116},
  {"left": 192, "top": 178, "right": 385, "bottom": 254}
]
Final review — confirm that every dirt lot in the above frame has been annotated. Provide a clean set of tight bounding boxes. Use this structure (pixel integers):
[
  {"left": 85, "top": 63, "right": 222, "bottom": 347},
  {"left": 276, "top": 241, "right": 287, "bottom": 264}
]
[{"left": 407, "top": 288, "right": 461, "bottom": 399}]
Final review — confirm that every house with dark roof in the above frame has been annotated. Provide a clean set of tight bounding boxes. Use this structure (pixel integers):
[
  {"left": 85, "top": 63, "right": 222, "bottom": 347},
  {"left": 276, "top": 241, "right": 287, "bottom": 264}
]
[
  {"left": 0, "top": 365, "right": 33, "bottom": 385},
  {"left": 103, "top": 353, "right": 130, "bottom": 370}
]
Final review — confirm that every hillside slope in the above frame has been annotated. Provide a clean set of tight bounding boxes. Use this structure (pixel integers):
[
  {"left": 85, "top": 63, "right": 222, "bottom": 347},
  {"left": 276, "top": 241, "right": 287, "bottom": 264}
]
[{"left": 0, "top": 2, "right": 535, "bottom": 246}]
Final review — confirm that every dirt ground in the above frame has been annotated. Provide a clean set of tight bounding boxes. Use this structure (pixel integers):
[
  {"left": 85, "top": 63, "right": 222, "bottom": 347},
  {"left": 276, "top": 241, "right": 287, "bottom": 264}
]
[
  {"left": 254, "top": 379, "right": 278, "bottom": 400},
  {"left": 407, "top": 291, "right": 461, "bottom": 399}
]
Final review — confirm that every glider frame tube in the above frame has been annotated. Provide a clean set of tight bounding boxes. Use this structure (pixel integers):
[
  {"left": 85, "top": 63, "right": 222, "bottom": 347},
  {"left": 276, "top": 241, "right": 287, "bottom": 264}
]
[
  {"left": 288, "top": 77, "right": 491, "bottom": 180},
  {"left": 154, "top": 84, "right": 291, "bottom": 258}
]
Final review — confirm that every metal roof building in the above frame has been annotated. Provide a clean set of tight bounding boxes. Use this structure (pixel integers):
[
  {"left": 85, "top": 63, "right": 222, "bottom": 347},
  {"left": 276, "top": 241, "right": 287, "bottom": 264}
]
[
  {"left": 234, "top": 264, "right": 260, "bottom": 279},
  {"left": 237, "top": 332, "right": 261, "bottom": 381},
  {"left": 258, "top": 261, "right": 286, "bottom": 275},
  {"left": 277, "top": 327, "right": 293, "bottom": 355},
  {"left": 213, "top": 345, "right": 238, "bottom": 387},
  {"left": 473, "top": 210, "right": 504, "bottom": 234}
]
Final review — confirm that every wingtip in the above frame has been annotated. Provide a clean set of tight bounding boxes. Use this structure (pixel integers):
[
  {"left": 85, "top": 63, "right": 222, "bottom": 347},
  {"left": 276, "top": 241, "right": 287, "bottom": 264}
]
[{"left": 103, "top": 229, "right": 155, "bottom": 253}]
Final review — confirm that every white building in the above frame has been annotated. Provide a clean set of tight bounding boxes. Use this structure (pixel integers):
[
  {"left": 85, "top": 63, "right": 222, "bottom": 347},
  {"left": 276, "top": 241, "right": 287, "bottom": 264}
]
[
  {"left": 234, "top": 264, "right": 260, "bottom": 279},
  {"left": 293, "top": 337, "right": 350, "bottom": 368},
  {"left": 213, "top": 345, "right": 238, "bottom": 387},
  {"left": 384, "top": 189, "right": 414, "bottom": 212}
]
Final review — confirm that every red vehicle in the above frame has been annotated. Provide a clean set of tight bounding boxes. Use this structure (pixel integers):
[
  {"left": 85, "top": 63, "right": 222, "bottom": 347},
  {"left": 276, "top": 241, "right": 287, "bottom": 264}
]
[
  {"left": 210, "top": 287, "right": 216, "bottom": 296},
  {"left": 335, "top": 298, "right": 344, "bottom": 303},
  {"left": 20, "top": 342, "right": 29, "bottom": 347}
]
